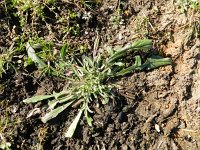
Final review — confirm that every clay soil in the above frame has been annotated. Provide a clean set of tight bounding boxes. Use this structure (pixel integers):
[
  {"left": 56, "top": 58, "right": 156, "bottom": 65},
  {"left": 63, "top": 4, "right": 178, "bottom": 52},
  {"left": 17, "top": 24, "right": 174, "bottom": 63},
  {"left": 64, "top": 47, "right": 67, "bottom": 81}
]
[{"left": 0, "top": 0, "right": 200, "bottom": 150}]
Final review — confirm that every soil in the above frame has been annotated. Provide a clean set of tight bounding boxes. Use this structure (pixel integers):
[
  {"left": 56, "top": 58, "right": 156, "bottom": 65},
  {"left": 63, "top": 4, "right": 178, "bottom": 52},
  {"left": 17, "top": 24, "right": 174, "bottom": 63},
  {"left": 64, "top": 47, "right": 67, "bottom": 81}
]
[{"left": 0, "top": 0, "right": 200, "bottom": 150}]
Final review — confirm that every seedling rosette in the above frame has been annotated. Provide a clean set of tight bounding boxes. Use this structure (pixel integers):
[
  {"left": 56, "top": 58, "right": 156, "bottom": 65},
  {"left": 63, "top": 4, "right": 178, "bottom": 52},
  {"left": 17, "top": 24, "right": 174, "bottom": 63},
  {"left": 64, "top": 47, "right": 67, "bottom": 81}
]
[{"left": 23, "top": 39, "right": 172, "bottom": 137}]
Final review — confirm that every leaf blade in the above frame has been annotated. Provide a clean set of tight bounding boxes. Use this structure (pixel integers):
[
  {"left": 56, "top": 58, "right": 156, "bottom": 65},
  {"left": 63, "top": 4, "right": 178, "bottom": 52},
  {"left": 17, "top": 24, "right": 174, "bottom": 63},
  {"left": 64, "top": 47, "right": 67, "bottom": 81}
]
[
  {"left": 26, "top": 42, "right": 47, "bottom": 69},
  {"left": 65, "top": 110, "right": 83, "bottom": 138},
  {"left": 141, "top": 55, "right": 172, "bottom": 70},
  {"left": 131, "top": 39, "right": 152, "bottom": 51},
  {"left": 41, "top": 101, "right": 73, "bottom": 123},
  {"left": 23, "top": 95, "right": 54, "bottom": 103}
]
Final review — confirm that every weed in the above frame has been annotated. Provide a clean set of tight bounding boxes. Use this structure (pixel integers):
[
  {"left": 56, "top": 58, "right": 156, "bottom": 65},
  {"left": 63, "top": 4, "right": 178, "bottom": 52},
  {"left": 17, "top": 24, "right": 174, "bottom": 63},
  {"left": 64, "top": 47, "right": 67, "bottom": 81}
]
[
  {"left": 5, "top": 0, "right": 56, "bottom": 26},
  {"left": 176, "top": 0, "right": 200, "bottom": 11},
  {"left": 0, "top": 101, "right": 21, "bottom": 150},
  {"left": 28, "top": 37, "right": 55, "bottom": 62},
  {"left": 110, "top": 9, "right": 124, "bottom": 28},
  {"left": 0, "top": 42, "right": 17, "bottom": 78},
  {"left": 78, "top": 0, "right": 101, "bottom": 10},
  {"left": 37, "top": 126, "right": 48, "bottom": 150},
  {"left": 24, "top": 37, "right": 60, "bottom": 77},
  {"left": 23, "top": 39, "right": 172, "bottom": 137},
  {"left": 176, "top": 0, "right": 200, "bottom": 39},
  {"left": 192, "top": 20, "right": 200, "bottom": 37},
  {"left": 0, "top": 53, "right": 12, "bottom": 78},
  {"left": 0, "top": 136, "right": 11, "bottom": 150},
  {"left": 132, "top": 16, "right": 150, "bottom": 39}
]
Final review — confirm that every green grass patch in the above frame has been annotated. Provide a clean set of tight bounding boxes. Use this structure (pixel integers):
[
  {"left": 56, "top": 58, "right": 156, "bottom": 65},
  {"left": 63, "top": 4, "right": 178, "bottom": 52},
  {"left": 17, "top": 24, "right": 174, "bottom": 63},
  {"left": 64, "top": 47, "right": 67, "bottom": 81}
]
[{"left": 176, "top": 0, "right": 200, "bottom": 11}]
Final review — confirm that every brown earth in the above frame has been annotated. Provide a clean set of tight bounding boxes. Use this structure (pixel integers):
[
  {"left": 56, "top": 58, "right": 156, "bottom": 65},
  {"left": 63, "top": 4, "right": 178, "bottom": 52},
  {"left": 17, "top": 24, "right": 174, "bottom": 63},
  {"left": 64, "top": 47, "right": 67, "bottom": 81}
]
[{"left": 0, "top": 0, "right": 200, "bottom": 150}]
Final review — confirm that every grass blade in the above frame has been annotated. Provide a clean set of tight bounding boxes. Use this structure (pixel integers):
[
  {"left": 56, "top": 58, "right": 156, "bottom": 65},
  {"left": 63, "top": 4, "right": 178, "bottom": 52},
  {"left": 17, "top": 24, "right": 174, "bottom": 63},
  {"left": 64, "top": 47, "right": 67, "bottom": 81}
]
[
  {"left": 115, "top": 65, "right": 136, "bottom": 76},
  {"left": 115, "top": 55, "right": 142, "bottom": 76},
  {"left": 141, "top": 55, "right": 172, "bottom": 70},
  {"left": 134, "top": 55, "right": 142, "bottom": 68},
  {"left": 130, "top": 39, "right": 152, "bottom": 51},
  {"left": 84, "top": 109, "right": 93, "bottom": 126},
  {"left": 108, "top": 39, "right": 152, "bottom": 64},
  {"left": 108, "top": 49, "right": 127, "bottom": 64},
  {"left": 41, "top": 101, "right": 73, "bottom": 123},
  {"left": 48, "top": 95, "right": 76, "bottom": 110},
  {"left": 23, "top": 95, "right": 54, "bottom": 103},
  {"left": 65, "top": 110, "right": 83, "bottom": 138},
  {"left": 61, "top": 43, "right": 68, "bottom": 61},
  {"left": 26, "top": 42, "right": 47, "bottom": 69}
]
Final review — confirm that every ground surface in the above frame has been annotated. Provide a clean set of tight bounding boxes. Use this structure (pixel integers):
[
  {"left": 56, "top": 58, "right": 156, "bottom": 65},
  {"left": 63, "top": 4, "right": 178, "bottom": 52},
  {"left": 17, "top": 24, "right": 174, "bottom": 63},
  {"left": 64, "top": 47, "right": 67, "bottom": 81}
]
[{"left": 0, "top": 0, "right": 200, "bottom": 150}]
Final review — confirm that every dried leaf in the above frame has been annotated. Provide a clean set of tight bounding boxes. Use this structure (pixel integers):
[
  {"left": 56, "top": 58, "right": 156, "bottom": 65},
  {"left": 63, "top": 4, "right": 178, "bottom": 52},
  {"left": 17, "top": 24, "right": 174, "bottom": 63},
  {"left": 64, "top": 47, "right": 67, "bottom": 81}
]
[{"left": 26, "top": 108, "right": 41, "bottom": 118}]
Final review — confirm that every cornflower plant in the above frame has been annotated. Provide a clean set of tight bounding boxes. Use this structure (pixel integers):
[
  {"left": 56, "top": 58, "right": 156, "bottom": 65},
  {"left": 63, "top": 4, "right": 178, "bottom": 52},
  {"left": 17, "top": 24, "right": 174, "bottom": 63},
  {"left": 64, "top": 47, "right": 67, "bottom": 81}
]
[{"left": 23, "top": 39, "right": 172, "bottom": 137}]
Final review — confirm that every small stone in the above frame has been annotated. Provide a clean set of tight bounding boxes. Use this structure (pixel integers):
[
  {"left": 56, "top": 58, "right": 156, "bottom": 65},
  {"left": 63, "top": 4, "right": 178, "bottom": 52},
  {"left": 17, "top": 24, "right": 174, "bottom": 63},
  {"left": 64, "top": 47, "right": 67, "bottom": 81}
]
[
  {"left": 155, "top": 124, "right": 160, "bottom": 133},
  {"left": 121, "top": 144, "right": 129, "bottom": 150},
  {"left": 118, "top": 112, "right": 127, "bottom": 123}
]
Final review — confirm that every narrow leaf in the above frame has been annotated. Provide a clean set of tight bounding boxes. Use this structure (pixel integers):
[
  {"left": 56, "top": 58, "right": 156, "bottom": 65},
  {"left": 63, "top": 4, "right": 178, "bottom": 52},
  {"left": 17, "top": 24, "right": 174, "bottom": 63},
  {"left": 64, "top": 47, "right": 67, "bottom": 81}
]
[
  {"left": 48, "top": 95, "right": 75, "bottom": 110},
  {"left": 115, "top": 55, "right": 142, "bottom": 76},
  {"left": 61, "top": 43, "right": 68, "bottom": 60},
  {"left": 84, "top": 110, "right": 93, "bottom": 126},
  {"left": 26, "top": 108, "right": 41, "bottom": 118},
  {"left": 93, "top": 33, "right": 100, "bottom": 51},
  {"left": 134, "top": 55, "right": 142, "bottom": 68},
  {"left": 65, "top": 110, "right": 83, "bottom": 138},
  {"left": 106, "top": 46, "right": 114, "bottom": 56},
  {"left": 26, "top": 42, "right": 47, "bottom": 69},
  {"left": 108, "top": 39, "right": 152, "bottom": 64},
  {"left": 108, "top": 49, "right": 127, "bottom": 64},
  {"left": 131, "top": 39, "right": 152, "bottom": 51},
  {"left": 113, "top": 62, "right": 125, "bottom": 66},
  {"left": 41, "top": 101, "right": 73, "bottom": 123},
  {"left": 141, "top": 55, "right": 172, "bottom": 70},
  {"left": 23, "top": 95, "right": 54, "bottom": 103},
  {"left": 115, "top": 65, "right": 136, "bottom": 76},
  {"left": 83, "top": 55, "right": 94, "bottom": 68}
]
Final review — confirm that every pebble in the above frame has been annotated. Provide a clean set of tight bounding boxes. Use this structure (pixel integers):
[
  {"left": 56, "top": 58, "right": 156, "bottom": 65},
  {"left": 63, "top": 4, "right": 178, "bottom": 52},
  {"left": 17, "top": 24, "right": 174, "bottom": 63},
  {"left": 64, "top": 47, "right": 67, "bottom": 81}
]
[{"left": 117, "top": 112, "right": 127, "bottom": 123}]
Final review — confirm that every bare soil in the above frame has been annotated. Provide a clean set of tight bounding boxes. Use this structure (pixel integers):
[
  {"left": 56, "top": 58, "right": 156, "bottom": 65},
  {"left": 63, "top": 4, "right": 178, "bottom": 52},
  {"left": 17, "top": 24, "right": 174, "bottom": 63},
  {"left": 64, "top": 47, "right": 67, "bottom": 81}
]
[{"left": 0, "top": 0, "right": 200, "bottom": 150}]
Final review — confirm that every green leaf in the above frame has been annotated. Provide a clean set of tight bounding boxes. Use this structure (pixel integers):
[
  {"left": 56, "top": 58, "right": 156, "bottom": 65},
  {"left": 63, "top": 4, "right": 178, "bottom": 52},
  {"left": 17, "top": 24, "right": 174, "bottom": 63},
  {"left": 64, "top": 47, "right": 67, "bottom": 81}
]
[
  {"left": 48, "top": 95, "right": 76, "bottom": 110},
  {"left": 141, "top": 55, "right": 172, "bottom": 70},
  {"left": 134, "top": 55, "right": 142, "bottom": 68},
  {"left": 106, "top": 46, "right": 114, "bottom": 56},
  {"left": 115, "top": 65, "right": 136, "bottom": 76},
  {"left": 84, "top": 109, "right": 93, "bottom": 126},
  {"left": 93, "top": 33, "right": 100, "bottom": 51},
  {"left": 115, "top": 55, "right": 142, "bottom": 76},
  {"left": 82, "top": 55, "right": 94, "bottom": 68},
  {"left": 65, "top": 110, "right": 83, "bottom": 138},
  {"left": 41, "top": 101, "right": 73, "bottom": 123},
  {"left": 99, "top": 92, "right": 109, "bottom": 104},
  {"left": 113, "top": 62, "right": 125, "bottom": 67},
  {"left": 32, "top": 43, "right": 43, "bottom": 50},
  {"left": 26, "top": 42, "right": 47, "bottom": 69},
  {"left": 61, "top": 43, "right": 68, "bottom": 60},
  {"left": 0, "top": 141, "right": 11, "bottom": 150},
  {"left": 131, "top": 39, "right": 152, "bottom": 51},
  {"left": 108, "top": 39, "right": 152, "bottom": 64},
  {"left": 23, "top": 95, "right": 54, "bottom": 103},
  {"left": 108, "top": 49, "right": 127, "bottom": 64}
]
